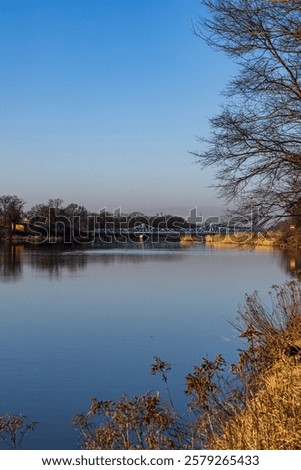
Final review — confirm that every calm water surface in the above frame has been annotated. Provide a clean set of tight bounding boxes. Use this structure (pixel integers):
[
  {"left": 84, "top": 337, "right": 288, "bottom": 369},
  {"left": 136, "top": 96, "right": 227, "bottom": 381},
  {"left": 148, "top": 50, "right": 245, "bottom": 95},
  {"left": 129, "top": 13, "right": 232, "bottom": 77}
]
[{"left": 0, "top": 241, "right": 298, "bottom": 449}]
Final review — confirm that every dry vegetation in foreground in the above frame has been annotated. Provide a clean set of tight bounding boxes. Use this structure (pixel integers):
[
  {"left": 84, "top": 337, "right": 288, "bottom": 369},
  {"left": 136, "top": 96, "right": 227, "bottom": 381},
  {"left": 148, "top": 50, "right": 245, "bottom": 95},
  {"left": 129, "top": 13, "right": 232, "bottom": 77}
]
[
  {"left": 209, "top": 281, "right": 301, "bottom": 450},
  {"left": 210, "top": 360, "right": 301, "bottom": 450},
  {"left": 72, "top": 281, "right": 301, "bottom": 450}
]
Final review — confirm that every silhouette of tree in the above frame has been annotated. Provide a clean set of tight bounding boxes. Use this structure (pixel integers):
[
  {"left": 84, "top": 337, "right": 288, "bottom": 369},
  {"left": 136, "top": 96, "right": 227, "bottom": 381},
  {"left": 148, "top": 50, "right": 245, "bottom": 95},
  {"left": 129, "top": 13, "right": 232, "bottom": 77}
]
[
  {"left": 0, "top": 195, "right": 25, "bottom": 235},
  {"left": 193, "top": 0, "right": 301, "bottom": 220}
]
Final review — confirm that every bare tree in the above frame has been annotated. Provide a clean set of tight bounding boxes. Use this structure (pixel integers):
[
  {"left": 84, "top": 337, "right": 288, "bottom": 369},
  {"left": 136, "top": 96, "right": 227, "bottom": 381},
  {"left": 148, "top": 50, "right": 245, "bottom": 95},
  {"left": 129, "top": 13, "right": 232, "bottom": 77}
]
[
  {"left": 193, "top": 0, "right": 301, "bottom": 222},
  {"left": 0, "top": 195, "right": 25, "bottom": 234}
]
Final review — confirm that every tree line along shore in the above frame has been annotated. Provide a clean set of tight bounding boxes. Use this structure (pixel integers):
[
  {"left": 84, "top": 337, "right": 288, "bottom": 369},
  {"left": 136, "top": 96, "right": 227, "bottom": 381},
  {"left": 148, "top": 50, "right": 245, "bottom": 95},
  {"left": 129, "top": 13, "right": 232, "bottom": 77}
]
[{"left": 1, "top": 194, "right": 301, "bottom": 248}]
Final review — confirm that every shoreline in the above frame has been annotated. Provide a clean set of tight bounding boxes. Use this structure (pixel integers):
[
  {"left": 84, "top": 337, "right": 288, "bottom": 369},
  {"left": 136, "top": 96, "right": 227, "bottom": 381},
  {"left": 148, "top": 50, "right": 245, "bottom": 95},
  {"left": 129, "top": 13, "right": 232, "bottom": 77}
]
[
  {"left": 205, "top": 230, "right": 301, "bottom": 249},
  {"left": 1, "top": 229, "right": 301, "bottom": 249}
]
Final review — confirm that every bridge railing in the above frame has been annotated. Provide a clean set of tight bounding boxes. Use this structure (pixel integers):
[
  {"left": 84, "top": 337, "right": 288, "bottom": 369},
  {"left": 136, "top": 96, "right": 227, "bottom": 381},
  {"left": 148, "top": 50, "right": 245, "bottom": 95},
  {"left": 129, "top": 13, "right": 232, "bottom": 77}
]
[{"left": 94, "top": 223, "right": 251, "bottom": 236}]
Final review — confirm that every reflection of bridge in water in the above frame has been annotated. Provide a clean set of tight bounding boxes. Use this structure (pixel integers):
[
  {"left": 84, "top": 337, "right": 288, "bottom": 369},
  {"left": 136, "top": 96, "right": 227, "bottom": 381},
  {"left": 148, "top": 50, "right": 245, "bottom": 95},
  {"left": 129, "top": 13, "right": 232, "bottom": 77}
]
[{"left": 96, "top": 223, "right": 249, "bottom": 237}]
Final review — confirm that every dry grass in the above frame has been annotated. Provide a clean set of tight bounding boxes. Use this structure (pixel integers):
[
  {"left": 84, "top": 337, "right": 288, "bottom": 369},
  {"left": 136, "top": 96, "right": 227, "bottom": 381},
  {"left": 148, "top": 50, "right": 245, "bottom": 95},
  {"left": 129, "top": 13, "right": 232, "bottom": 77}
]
[
  {"left": 207, "top": 281, "right": 301, "bottom": 449},
  {"left": 209, "top": 360, "right": 301, "bottom": 449}
]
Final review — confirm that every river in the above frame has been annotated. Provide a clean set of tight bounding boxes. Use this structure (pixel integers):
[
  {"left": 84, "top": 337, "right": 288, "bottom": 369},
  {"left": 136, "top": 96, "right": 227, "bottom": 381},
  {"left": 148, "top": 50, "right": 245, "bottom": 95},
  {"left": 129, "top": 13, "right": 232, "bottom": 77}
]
[{"left": 0, "top": 240, "right": 298, "bottom": 449}]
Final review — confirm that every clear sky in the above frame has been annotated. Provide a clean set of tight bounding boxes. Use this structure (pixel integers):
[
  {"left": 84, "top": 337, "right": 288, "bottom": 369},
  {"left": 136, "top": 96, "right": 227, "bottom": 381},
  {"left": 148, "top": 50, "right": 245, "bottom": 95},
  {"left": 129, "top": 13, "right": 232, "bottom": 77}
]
[{"left": 0, "top": 0, "right": 235, "bottom": 217}]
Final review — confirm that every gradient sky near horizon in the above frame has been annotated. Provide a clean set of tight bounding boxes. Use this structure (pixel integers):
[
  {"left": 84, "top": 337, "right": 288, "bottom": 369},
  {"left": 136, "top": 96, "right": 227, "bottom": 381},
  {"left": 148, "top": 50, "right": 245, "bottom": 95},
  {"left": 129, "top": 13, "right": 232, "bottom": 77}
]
[{"left": 0, "top": 0, "right": 236, "bottom": 217}]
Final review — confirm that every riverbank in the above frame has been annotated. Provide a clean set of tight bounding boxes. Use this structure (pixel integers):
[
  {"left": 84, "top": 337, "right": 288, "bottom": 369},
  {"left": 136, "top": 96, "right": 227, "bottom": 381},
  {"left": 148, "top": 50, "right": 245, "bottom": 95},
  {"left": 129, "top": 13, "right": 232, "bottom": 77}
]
[
  {"left": 208, "top": 281, "right": 301, "bottom": 450},
  {"left": 205, "top": 229, "right": 301, "bottom": 249},
  {"left": 2, "top": 227, "right": 301, "bottom": 249}
]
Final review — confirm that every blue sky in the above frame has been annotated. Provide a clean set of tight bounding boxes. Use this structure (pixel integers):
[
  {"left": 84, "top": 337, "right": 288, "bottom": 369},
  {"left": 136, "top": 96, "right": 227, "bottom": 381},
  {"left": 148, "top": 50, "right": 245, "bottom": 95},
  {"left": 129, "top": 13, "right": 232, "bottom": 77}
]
[{"left": 0, "top": 0, "right": 235, "bottom": 216}]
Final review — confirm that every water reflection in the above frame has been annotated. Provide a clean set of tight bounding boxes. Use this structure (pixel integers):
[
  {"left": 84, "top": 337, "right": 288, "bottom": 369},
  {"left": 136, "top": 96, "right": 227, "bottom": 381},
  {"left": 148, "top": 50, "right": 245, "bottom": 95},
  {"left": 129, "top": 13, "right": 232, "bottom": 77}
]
[
  {"left": 0, "top": 243, "right": 23, "bottom": 281},
  {"left": 0, "top": 241, "right": 299, "bottom": 282},
  {"left": 278, "top": 249, "right": 301, "bottom": 279},
  {"left": 27, "top": 250, "right": 88, "bottom": 278},
  {"left": 0, "top": 241, "right": 190, "bottom": 281},
  {"left": 0, "top": 239, "right": 295, "bottom": 450}
]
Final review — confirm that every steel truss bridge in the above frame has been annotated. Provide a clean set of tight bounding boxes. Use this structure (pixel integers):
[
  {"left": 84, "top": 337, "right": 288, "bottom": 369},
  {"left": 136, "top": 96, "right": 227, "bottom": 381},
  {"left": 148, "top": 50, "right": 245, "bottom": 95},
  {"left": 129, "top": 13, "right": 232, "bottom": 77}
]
[{"left": 95, "top": 223, "right": 249, "bottom": 237}]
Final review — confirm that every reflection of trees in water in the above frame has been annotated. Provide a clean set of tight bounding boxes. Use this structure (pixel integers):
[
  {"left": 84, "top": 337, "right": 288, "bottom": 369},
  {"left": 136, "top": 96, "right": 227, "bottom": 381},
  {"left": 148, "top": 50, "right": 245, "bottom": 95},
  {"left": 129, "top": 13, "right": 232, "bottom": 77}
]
[
  {"left": 0, "top": 242, "right": 23, "bottom": 281},
  {"left": 278, "top": 250, "right": 301, "bottom": 279},
  {"left": 0, "top": 243, "right": 89, "bottom": 281},
  {"left": 3, "top": 242, "right": 300, "bottom": 281},
  {"left": 24, "top": 244, "right": 89, "bottom": 278},
  {"left": 27, "top": 251, "right": 88, "bottom": 278},
  {"left": 0, "top": 241, "right": 187, "bottom": 281}
]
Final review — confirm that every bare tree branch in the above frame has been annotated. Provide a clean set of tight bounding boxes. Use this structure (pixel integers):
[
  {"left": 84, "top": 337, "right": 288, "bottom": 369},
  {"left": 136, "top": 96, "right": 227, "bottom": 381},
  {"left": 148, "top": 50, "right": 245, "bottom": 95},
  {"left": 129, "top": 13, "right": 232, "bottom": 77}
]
[{"left": 193, "top": 0, "right": 301, "bottom": 221}]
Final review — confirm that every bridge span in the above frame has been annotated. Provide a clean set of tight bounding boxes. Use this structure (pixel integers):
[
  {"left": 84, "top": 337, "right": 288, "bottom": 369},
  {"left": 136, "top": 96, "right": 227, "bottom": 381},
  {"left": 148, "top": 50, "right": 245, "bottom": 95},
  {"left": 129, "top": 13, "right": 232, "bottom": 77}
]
[{"left": 95, "top": 223, "right": 248, "bottom": 237}]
